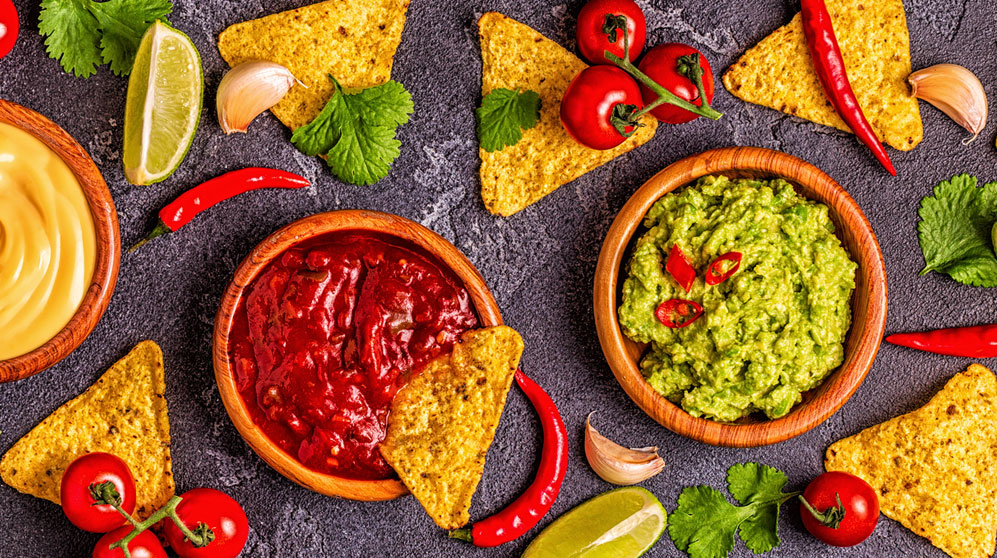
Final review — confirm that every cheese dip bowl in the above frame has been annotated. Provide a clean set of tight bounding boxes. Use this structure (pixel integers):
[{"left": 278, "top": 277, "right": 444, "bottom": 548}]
[{"left": 0, "top": 100, "right": 119, "bottom": 382}]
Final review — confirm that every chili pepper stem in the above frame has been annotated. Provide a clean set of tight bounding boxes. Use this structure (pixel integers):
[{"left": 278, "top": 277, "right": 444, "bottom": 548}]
[
  {"left": 128, "top": 221, "right": 171, "bottom": 253},
  {"left": 109, "top": 494, "right": 212, "bottom": 556},
  {"left": 448, "top": 528, "right": 473, "bottom": 543}
]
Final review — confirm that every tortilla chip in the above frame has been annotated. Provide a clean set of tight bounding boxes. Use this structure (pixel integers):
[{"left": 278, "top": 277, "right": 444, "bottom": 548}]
[
  {"left": 217, "top": 0, "right": 410, "bottom": 131},
  {"left": 478, "top": 12, "right": 657, "bottom": 217},
  {"left": 722, "top": 0, "right": 922, "bottom": 151},
  {"left": 825, "top": 364, "right": 997, "bottom": 558},
  {"left": 380, "top": 326, "right": 524, "bottom": 529},
  {"left": 0, "top": 341, "right": 174, "bottom": 518}
]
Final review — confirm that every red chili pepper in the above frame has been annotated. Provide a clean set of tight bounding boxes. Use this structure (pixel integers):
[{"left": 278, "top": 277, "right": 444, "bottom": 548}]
[
  {"left": 886, "top": 324, "right": 997, "bottom": 358},
  {"left": 656, "top": 298, "right": 703, "bottom": 328},
  {"left": 665, "top": 244, "right": 696, "bottom": 292},
  {"left": 449, "top": 369, "right": 568, "bottom": 547},
  {"left": 705, "top": 251, "right": 742, "bottom": 285},
  {"left": 129, "top": 167, "right": 310, "bottom": 252},
  {"left": 800, "top": 0, "right": 896, "bottom": 176}
]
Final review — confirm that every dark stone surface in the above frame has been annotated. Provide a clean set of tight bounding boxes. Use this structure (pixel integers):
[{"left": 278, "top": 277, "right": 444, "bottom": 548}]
[{"left": 1, "top": 0, "right": 995, "bottom": 556}]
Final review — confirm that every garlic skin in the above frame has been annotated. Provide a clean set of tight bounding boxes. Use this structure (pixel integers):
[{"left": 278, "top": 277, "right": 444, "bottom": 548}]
[
  {"left": 585, "top": 413, "right": 665, "bottom": 485},
  {"left": 908, "top": 64, "right": 988, "bottom": 142},
  {"left": 217, "top": 61, "right": 298, "bottom": 134}
]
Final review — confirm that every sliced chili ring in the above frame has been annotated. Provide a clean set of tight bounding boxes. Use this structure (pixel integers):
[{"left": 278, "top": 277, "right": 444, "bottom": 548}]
[
  {"left": 655, "top": 298, "right": 703, "bottom": 328},
  {"left": 705, "top": 251, "right": 742, "bottom": 285},
  {"left": 665, "top": 243, "right": 696, "bottom": 292}
]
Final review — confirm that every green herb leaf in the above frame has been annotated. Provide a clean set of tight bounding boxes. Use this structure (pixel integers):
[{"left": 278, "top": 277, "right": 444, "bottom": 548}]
[
  {"left": 917, "top": 174, "right": 997, "bottom": 287},
  {"left": 476, "top": 88, "right": 540, "bottom": 152},
  {"left": 38, "top": 0, "right": 172, "bottom": 78},
  {"left": 669, "top": 463, "right": 797, "bottom": 558},
  {"left": 291, "top": 76, "right": 414, "bottom": 186}
]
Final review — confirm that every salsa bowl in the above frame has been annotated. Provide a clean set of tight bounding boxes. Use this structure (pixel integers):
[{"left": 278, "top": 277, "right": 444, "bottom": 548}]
[
  {"left": 593, "top": 147, "right": 887, "bottom": 447},
  {"left": 213, "top": 210, "right": 503, "bottom": 500},
  {"left": 0, "top": 100, "right": 120, "bottom": 382}
]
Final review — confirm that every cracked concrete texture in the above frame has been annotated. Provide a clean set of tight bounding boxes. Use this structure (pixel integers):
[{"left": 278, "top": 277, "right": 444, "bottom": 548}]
[{"left": 1, "top": 0, "right": 996, "bottom": 556}]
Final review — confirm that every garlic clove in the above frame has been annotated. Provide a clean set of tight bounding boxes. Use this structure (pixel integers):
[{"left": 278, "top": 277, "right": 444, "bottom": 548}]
[
  {"left": 217, "top": 61, "right": 298, "bottom": 134},
  {"left": 908, "top": 64, "right": 988, "bottom": 142},
  {"left": 584, "top": 413, "right": 665, "bottom": 485}
]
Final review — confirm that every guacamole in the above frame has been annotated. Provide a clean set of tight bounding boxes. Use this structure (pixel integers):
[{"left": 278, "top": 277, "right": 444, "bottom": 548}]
[{"left": 619, "top": 175, "right": 857, "bottom": 422}]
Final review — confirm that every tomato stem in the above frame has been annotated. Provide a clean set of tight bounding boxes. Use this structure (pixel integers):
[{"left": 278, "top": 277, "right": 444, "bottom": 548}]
[
  {"left": 604, "top": 18, "right": 722, "bottom": 121},
  {"left": 108, "top": 495, "right": 214, "bottom": 557},
  {"left": 799, "top": 493, "right": 847, "bottom": 529}
]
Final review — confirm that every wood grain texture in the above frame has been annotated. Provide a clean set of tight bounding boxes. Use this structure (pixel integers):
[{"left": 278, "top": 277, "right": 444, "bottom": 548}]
[
  {"left": 593, "top": 146, "right": 887, "bottom": 447},
  {"left": 213, "top": 210, "right": 503, "bottom": 501},
  {"left": 0, "top": 99, "right": 120, "bottom": 383}
]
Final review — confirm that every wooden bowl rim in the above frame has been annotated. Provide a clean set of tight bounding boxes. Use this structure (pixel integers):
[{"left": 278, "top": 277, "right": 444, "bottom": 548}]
[
  {"left": 0, "top": 99, "right": 120, "bottom": 383},
  {"left": 213, "top": 210, "right": 503, "bottom": 500},
  {"left": 593, "top": 146, "right": 887, "bottom": 447}
]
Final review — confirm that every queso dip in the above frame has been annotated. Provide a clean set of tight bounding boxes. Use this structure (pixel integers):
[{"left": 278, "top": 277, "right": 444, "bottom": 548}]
[{"left": 0, "top": 122, "right": 96, "bottom": 360}]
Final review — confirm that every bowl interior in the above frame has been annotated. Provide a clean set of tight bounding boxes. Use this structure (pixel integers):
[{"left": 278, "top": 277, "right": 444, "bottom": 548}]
[
  {"left": 213, "top": 210, "right": 503, "bottom": 500},
  {"left": 0, "top": 100, "right": 120, "bottom": 382},
  {"left": 594, "top": 147, "right": 887, "bottom": 447}
]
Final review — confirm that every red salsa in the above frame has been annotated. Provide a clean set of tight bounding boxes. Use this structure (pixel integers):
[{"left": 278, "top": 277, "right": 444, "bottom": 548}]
[{"left": 229, "top": 232, "right": 478, "bottom": 479}]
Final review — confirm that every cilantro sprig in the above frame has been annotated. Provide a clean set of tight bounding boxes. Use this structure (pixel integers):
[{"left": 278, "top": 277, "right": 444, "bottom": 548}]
[
  {"left": 670, "top": 463, "right": 799, "bottom": 558},
  {"left": 291, "top": 76, "right": 414, "bottom": 186},
  {"left": 476, "top": 88, "right": 541, "bottom": 152},
  {"left": 39, "top": 0, "right": 173, "bottom": 78},
  {"left": 918, "top": 173, "right": 997, "bottom": 287}
]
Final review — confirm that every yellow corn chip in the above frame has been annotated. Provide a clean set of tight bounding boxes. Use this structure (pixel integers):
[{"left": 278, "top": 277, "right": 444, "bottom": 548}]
[
  {"left": 478, "top": 12, "right": 657, "bottom": 217},
  {"left": 217, "top": 0, "right": 410, "bottom": 131},
  {"left": 722, "top": 0, "right": 922, "bottom": 151},
  {"left": 1, "top": 341, "right": 174, "bottom": 518},
  {"left": 380, "top": 326, "right": 524, "bottom": 529},
  {"left": 825, "top": 364, "right": 997, "bottom": 558}
]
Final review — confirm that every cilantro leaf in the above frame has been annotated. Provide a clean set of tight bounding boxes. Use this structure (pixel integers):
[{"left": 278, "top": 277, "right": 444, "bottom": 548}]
[
  {"left": 917, "top": 174, "right": 997, "bottom": 287},
  {"left": 88, "top": 0, "right": 172, "bottom": 76},
  {"left": 727, "top": 463, "right": 793, "bottom": 554},
  {"left": 39, "top": 0, "right": 103, "bottom": 78},
  {"left": 670, "top": 463, "right": 798, "bottom": 558},
  {"left": 291, "top": 76, "right": 414, "bottom": 186},
  {"left": 476, "top": 88, "right": 541, "bottom": 152},
  {"left": 38, "top": 0, "right": 172, "bottom": 78}
]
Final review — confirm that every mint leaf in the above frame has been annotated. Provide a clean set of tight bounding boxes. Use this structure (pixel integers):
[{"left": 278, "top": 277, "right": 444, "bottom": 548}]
[
  {"left": 88, "top": 0, "right": 172, "bottom": 76},
  {"left": 476, "top": 88, "right": 541, "bottom": 152},
  {"left": 917, "top": 174, "right": 997, "bottom": 287},
  {"left": 39, "top": 0, "right": 103, "bottom": 78},
  {"left": 670, "top": 486, "right": 752, "bottom": 558},
  {"left": 291, "top": 76, "right": 414, "bottom": 186},
  {"left": 39, "top": 0, "right": 172, "bottom": 78},
  {"left": 727, "top": 463, "right": 794, "bottom": 554}
]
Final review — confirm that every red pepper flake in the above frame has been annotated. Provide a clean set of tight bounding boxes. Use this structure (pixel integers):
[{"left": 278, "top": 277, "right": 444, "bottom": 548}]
[
  {"left": 665, "top": 244, "right": 696, "bottom": 292},
  {"left": 656, "top": 298, "right": 703, "bottom": 328},
  {"left": 705, "top": 252, "right": 743, "bottom": 286}
]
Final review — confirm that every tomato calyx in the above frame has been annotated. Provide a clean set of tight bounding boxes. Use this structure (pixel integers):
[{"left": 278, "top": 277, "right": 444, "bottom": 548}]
[
  {"left": 603, "top": 19, "right": 722, "bottom": 122},
  {"left": 89, "top": 481, "right": 125, "bottom": 507},
  {"left": 601, "top": 14, "right": 627, "bottom": 43},
  {"left": 799, "top": 493, "right": 847, "bottom": 530},
  {"left": 610, "top": 103, "right": 643, "bottom": 137}
]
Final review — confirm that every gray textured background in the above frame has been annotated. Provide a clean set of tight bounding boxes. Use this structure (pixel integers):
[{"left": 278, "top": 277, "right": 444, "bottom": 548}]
[{"left": 2, "top": 0, "right": 996, "bottom": 556}]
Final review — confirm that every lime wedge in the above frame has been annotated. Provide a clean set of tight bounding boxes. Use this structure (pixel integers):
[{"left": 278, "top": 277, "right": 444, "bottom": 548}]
[
  {"left": 123, "top": 20, "right": 203, "bottom": 185},
  {"left": 523, "top": 487, "right": 666, "bottom": 558}
]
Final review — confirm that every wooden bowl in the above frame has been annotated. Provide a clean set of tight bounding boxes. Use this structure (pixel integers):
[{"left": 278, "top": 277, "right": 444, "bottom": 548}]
[
  {"left": 593, "top": 147, "right": 887, "bottom": 447},
  {"left": 213, "top": 210, "right": 503, "bottom": 500},
  {"left": 0, "top": 100, "right": 120, "bottom": 383}
]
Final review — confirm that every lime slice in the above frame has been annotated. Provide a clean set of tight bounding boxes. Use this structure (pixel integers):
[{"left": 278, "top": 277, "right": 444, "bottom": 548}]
[
  {"left": 523, "top": 487, "right": 667, "bottom": 558},
  {"left": 123, "top": 20, "right": 203, "bottom": 185}
]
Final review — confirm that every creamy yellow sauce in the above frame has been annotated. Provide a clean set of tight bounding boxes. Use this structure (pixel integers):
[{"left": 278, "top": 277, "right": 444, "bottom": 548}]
[{"left": 0, "top": 122, "right": 96, "bottom": 360}]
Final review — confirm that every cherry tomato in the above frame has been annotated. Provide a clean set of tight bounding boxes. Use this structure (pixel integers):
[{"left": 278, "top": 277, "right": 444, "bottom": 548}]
[
  {"left": 61, "top": 453, "right": 137, "bottom": 533},
  {"left": 163, "top": 488, "right": 249, "bottom": 558},
  {"left": 560, "top": 65, "right": 644, "bottom": 150},
  {"left": 0, "top": 0, "right": 18, "bottom": 59},
  {"left": 93, "top": 526, "right": 167, "bottom": 558},
  {"left": 637, "top": 43, "right": 716, "bottom": 124},
  {"left": 800, "top": 471, "right": 879, "bottom": 547},
  {"left": 576, "top": 0, "right": 646, "bottom": 65}
]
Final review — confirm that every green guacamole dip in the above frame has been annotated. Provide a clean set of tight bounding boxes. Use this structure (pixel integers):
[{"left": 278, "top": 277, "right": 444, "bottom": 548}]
[{"left": 618, "top": 175, "right": 857, "bottom": 422}]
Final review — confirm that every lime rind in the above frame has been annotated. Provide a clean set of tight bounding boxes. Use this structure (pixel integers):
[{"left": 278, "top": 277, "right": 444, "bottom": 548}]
[
  {"left": 123, "top": 20, "right": 203, "bottom": 185},
  {"left": 522, "top": 486, "right": 667, "bottom": 558}
]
